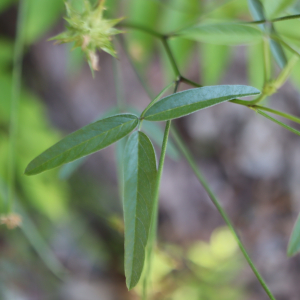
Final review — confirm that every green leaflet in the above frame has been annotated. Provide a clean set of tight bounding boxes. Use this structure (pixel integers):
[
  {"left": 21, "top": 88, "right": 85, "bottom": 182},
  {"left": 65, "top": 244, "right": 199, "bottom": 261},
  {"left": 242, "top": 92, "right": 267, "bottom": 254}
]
[
  {"left": 247, "top": 0, "right": 288, "bottom": 68},
  {"left": 123, "top": 131, "right": 157, "bottom": 290},
  {"left": 143, "top": 85, "right": 260, "bottom": 121},
  {"left": 288, "top": 212, "right": 300, "bottom": 256},
  {"left": 177, "top": 23, "right": 262, "bottom": 45},
  {"left": 25, "top": 114, "right": 139, "bottom": 175}
]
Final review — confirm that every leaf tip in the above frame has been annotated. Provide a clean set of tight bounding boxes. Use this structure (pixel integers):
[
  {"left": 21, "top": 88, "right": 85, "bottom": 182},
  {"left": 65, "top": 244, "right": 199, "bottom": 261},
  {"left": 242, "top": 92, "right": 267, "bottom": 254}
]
[
  {"left": 126, "top": 277, "right": 138, "bottom": 291},
  {"left": 24, "top": 163, "right": 37, "bottom": 176}
]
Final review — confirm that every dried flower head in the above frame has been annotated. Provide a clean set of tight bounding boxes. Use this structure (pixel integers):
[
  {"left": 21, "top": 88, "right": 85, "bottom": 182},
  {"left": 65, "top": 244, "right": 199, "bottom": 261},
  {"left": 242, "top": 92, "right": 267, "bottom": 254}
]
[
  {"left": 51, "top": 0, "right": 123, "bottom": 71},
  {"left": 0, "top": 213, "right": 22, "bottom": 229}
]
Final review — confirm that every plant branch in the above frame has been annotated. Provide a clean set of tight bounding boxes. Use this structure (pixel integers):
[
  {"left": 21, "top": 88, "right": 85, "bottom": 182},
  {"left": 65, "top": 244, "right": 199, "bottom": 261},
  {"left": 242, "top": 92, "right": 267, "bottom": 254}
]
[
  {"left": 250, "top": 14, "right": 300, "bottom": 24},
  {"left": 119, "top": 21, "right": 164, "bottom": 39},
  {"left": 252, "top": 105, "right": 300, "bottom": 124},
  {"left": 161, "top": 37, "right": 180, "bottom": 78}
]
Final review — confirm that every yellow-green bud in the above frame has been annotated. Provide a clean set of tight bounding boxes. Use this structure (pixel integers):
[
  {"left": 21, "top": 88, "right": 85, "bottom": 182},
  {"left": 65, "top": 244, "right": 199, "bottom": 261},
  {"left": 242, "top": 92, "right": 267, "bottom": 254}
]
[{"left": 50, "top": 0, "right": 124, "bottom": 71}]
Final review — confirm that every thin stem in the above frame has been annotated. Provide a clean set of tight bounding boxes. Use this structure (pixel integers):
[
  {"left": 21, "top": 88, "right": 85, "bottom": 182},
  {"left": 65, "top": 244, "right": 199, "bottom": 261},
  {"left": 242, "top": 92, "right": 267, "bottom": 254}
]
[
  {"left": 273, "top": 55, "right": 299, "bottom": 89},
  {"left": 170, "top": 126, "right": 276, "bottom": 300},
  {"left": 119, "top": 21, "right": 164, "bottom": 39},
  {"left": 256, "top": 110, "right": 300, "bottom": 137},
  {"left": 7, "top": 0, "right": 28, "bottom": 213},
  {"left": 253, "top": 105, "right": 300, "bottom": 124},
  {"left": 250, "top": 14, "right": 300, "bottom": 24},
  {"left": 270, "top": 35, "right": 300, "bottom": 58},
  {"left": 161, "top": 37, "right": 180, "bottom": 78},
  {"left": 143, "top": 82, "right": 179, "bottom": 300},
  {"left": 180, "top": 76, "right": 202, "bottom": 87}
]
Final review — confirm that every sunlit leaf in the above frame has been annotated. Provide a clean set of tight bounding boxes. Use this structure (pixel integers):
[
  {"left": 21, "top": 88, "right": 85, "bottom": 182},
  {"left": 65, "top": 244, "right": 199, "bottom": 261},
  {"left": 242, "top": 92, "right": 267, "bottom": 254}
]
[
  {"left": 177, "top": 22, "right": 262, "bottom": 45},
  {"left": 123, "top": 131, "right": 157, "bottom": 290},
  {"left": 288, "top": 212, "right": 300, "bottom": 256},
  {"left": 143, "top": 85, "right": 260, "bottom": 121},
  {"left": 25, "top": 114, "right": 139, "bottom": 175}
]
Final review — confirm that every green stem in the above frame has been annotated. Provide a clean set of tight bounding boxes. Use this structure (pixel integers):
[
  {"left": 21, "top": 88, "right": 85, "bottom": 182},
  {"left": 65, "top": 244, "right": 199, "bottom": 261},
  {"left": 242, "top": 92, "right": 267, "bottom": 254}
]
[
  {"left": 7, "top": 0, "right": 28, "bottom": 213},
  {"left": 273, "top": 55, "right": 299, "bottom": 89},
  {"left": 180, "top": 76, "right": 203, "bottom": 87},
  {"left": 119, "top": 21, "right": 163, "bottom": 39},
  {"left": 253, "top": 105, "right": 300, "bottom": 124},
  {"left": 170, "top": 126, "right": 276, "bottom": 300},
  {"left": 256, "top": 110, "right": 300, "bottom": 137},
  {"left": 270, "top": 35, "right": 300, "bottom": 58},
  {"left": 162, "top": 37, "right": 180, "bottom": 78},
  {"left": 250, "top": 14, "right": 300, "bottom": 24},
  {"left": 143, "top": 82, "right": 179, "bottom": 300},
  {"left": 140, "top": 81, "right": 175, "bottom": 119}
]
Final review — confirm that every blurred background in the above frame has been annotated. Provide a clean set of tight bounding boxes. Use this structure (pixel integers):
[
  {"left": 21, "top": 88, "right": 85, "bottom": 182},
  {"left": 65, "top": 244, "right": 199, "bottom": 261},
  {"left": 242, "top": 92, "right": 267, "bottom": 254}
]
[{"left": 1, "top": 0, "right": 300, "bottom": 299}]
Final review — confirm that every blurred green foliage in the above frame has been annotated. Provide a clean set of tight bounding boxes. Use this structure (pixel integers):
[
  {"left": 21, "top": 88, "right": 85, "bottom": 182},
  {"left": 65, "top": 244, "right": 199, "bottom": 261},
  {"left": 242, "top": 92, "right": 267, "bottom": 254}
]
[
  {"left": 1, "top": 0, "right": 300, "bottom": 298},
  {"left": 135, "top": 227, "right": 245, "bottom": 300}
]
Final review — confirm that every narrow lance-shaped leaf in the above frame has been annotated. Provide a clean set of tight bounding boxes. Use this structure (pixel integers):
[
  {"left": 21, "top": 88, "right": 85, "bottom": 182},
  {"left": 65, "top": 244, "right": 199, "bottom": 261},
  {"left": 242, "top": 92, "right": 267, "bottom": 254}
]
[
  {"left": 177, "top": 23, "right": 262, "bottom": 45},
  {"left": 288, "top": 212, "right": 300, "bottom": 256},
  {"left": 143, "top": 85, "right": 260, "bottom": 121},
  {"left": 247, "top": 0, "right": 287, "bottom": 68},
  {"left": 123, "top": 131, "right": 157, "bottom": 290},
  {"left": 25, "top": 114, "right": 139, "bottom": 175},
  {"left": 58, "top": 107, "right": 121, "bottom": 180}
]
